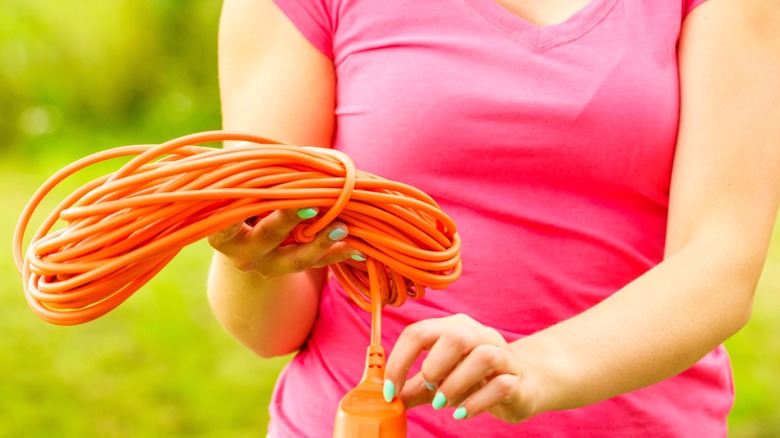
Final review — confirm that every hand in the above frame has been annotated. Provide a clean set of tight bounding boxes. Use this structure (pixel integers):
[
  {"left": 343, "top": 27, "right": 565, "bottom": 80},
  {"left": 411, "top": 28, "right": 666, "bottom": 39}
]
[
  {"left": 208, "top": 207, "right": 364, "bottom": 278},
  {"left": 383, "top": 314, "right": 539, "bottom": 423}
]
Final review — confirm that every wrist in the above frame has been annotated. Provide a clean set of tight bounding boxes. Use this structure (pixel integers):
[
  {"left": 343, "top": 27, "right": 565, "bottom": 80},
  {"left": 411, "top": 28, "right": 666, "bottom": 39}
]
[{"left": 509, "top": 333, "right": 585, "bottom": 417}]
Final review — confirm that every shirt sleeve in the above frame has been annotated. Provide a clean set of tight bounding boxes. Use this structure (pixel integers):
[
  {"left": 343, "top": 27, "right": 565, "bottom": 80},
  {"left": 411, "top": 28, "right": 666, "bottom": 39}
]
[{"left": 273, "top": 0, "right": 336, "bottom": 59}]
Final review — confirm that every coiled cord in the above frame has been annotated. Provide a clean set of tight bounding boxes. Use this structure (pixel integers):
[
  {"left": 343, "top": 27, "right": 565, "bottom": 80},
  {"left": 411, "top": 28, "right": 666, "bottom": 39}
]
[{"left": 13, "top": 131, "right": 462, "bottom": 327}]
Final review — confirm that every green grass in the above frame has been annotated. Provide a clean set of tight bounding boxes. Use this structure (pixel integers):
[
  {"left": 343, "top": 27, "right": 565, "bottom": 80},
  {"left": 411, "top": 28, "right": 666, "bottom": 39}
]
[
  {"left": 2, "top": 156, "right": 779, "bottom": 437},
  {"left": 725, "top": 221, "right": 780, "bottom": 437},
  {"left": 1, "top": 158, "right": 289, "bottom": 437}
]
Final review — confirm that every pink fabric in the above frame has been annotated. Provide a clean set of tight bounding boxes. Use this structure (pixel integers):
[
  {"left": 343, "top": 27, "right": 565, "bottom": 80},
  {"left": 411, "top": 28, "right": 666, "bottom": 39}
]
[{"left": 267, "top": 0, "right": 730, "bottom": 436}]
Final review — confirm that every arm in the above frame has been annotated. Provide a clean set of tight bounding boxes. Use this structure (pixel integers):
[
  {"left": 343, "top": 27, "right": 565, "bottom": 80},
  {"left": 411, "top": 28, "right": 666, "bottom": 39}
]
[
  {"left": 384, "top": 0, "right": 780, "bottom": 421},
  {"left": 207, "top": 0, "right": 349, "bottom": 358}
]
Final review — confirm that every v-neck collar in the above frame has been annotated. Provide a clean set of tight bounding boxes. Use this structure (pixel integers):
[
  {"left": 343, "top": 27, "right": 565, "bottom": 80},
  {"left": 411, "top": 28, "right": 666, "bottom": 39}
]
[{"left": 462, "top": 0, "right": 619, "bottom": 51}]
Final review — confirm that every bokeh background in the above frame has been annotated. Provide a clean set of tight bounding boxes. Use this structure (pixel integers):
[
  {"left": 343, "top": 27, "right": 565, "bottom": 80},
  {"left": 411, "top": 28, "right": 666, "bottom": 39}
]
[{"left": 1, "top": 1, "right": 778, "bottom": 436}]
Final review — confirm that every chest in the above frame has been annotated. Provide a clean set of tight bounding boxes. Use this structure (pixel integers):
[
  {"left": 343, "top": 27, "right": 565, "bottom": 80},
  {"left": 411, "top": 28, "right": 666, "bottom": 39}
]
[{"left": 330, "top": 0, "right": 684, "bottom": 204}]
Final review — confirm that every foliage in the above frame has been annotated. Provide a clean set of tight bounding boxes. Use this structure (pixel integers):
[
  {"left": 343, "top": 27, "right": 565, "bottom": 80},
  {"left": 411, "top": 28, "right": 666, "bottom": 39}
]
[
  {"left": 726, "top": 230, "right": 780, "bottom": 437},
  {"left": 0, "top": 0, "right": 221, "bottom": 157}
]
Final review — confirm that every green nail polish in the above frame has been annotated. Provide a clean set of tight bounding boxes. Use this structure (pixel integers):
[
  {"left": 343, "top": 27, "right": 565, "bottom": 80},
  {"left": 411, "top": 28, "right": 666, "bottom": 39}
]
[
  {"left": 453, "top": 406, "right": 468, "bottom": 420},
  {"left": 297, "top": 208, "right": 317, "bottom": 219},
  {"left": 350, "top": 254, "right": 366, "bottom": 261},
  {"left": 432, "top": 391, "right": 447, "bottom": 410},
  {"left": 383, "top": 380, "right": 396, "bottom": 403},
  {"left": 328, "top": 228, "right": 347, "bottom": 241}
]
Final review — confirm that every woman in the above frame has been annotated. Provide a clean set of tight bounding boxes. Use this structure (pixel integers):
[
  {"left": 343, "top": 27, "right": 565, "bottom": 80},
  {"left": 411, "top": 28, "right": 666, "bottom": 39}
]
[{"left": 208, "top": 0, "right": 780, "bottom": 435}]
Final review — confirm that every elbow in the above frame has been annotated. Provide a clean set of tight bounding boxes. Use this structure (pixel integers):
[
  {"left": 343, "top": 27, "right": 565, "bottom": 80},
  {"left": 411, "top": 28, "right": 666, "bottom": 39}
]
[
  {"left": 208, "top": 289, "right": 307, "bottom": 359},
  {"left": 216, "top": 315, "right": 304, "bottom": 359},
  {"left": 720, "top": 252, "right": 763, "bottom": 338},
  {"left": 209, "top": 303, "right": 306, "bottom": 359},
  {"left": 727, "top": 286, "right": 754, "bottom": 337},
  {"left": 683, "top": 239, "right": 764, "bottom": 342},
  {"left": 248, "top": 340, "right": 301, "bottom": 359}
]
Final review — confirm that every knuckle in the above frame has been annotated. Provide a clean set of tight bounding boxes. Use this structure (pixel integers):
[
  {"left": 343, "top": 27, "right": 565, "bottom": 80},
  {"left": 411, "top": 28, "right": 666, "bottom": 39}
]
[
  {"left": 206, "top": 233, "right": 221, "bottom": 248},
  {"left": 312, "top": 255, "right": 341, "bottom": 268},
  {"left": 315, "top": 235, "right": 336, "bottom": 250},
  {"left": 285, "top": 208, "right": 306, "bottom": 222},
  {"left": 209, "top": 223, "right": 242, "bottom": 247},
  {"left": 207, "top": 230, "right": 231, "bottom": 249},
  {"left": 492, "top": 374, "right": 517, "bottom": 404},
  {"left": 486, "top": 328, "right": 507, "bottom": 345},
  {"left": 256, "top": 225, "right": 286, "bottom": 245},
  {"left": 471, "top": 344, "right": 500, "bottom": 368},
  {"left": 318, "top": 245, "right": 349, "bottom": 267},
  {"left": 403, "top": 323, "right": 428, "bottom": 344},
  {"left": 289, "top": 255, "right": 312, "bottom": 272},
  {"left": 452, "top": 313, "right": 476, "bottom": 325},
  {"left": 442, "top": 326, "right": 477, "bottom": 351}
]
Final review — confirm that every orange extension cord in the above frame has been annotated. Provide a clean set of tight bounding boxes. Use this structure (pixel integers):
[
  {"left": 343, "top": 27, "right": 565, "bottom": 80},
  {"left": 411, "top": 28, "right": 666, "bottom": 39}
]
[{"left": 13, "top": 131, "right": 462, "bottom": 334}]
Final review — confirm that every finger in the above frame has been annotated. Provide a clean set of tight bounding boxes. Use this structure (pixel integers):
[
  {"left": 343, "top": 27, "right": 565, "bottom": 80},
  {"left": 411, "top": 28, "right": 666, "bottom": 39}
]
[
  {"left": 272, "top": 222, "right": 355, "bottom": 273},
  {"left": 247, "top": 208, "right": 317, "bottom": 249},
  {"left": 207, "top": 221, "right": 248, "bottom": 249},
  {"left": 208, "top": 221, "right": 259, "bottom": 272},
  {"left": 433, "top": 344, "right": 513, "bottom": 410},
  {"left": 384, "top": 319, "right": 448, "bottom": 401},
  {"left": 310, "top": 241, "right": 366, "bottom": 268},
  {"left": 216, "top": 209, "right": 317, "bottom": 274},
  {"left": 420, "top": 324, "right": 483, "bottom": 391},
  {"left": 397, "top": 372, "right": 436, "bottom": 409},
  {"left": 452, "top": 374, "right": 525, "bottom": 423}
]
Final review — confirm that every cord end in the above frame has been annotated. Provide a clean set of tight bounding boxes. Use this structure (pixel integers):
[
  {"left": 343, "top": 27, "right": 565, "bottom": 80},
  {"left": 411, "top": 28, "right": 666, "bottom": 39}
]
[{"left": 334, "top": 345, "right": 407, "bottom": 437}]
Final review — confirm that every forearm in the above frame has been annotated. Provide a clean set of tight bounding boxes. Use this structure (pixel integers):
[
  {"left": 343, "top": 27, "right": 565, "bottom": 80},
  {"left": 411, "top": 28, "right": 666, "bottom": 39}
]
[
  {"left": 513, "top": 237, "right": 762, "bottom": 415},
  {"left": 209, "top": 0, "right": 338, "bottom": 357},
  {"left": 207, "top": 252, "right": 323, "bottom": 357}
]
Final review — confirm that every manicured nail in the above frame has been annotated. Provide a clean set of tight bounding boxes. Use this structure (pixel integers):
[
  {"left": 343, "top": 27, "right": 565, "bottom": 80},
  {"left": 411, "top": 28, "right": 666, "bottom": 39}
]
[
  {"left": 432, "top": 391, "right": 447, "bottom": 410},
  {"left": 297, "top": 208, "right": 318, "bottom": 219},
  {"left": 383, "top": 380, "right": 396, "bottom": 403},
  {"left": 453, "top": 406, "right": 468, "bottom": 420},
  {"left": 328, "top": 228, "right": 347, "bottom": 241},
  {"left": 350, "top": 253, "right": 366, "bottom": 262},
  {"left": 423, "top": 379, "right": 436, "bottom": 391}
]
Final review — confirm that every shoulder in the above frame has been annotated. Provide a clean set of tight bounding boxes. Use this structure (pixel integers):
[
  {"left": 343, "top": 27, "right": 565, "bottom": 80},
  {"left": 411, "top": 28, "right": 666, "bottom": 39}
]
[{"left": 682, "top": 0, "right": 780, "bottom": 33}]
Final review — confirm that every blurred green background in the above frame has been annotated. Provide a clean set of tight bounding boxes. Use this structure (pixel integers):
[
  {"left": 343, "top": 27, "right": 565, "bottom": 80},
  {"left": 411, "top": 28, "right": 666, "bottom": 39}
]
[{"left": 1, "top": 1, "right": 778, "bottom": 436}]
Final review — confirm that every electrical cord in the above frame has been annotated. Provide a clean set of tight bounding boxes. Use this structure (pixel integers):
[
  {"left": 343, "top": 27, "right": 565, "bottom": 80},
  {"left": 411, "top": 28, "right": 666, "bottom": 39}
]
[
  {"left": 12, "top": 130, "right": 462, "bottom": 328},
  {"left": 13, "top": 130, "right": 458, "bottom": 437}
]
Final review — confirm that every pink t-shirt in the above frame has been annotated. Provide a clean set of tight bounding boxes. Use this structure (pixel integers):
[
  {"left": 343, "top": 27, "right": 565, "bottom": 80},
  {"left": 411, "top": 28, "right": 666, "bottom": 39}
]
[{"left": 267, "top": 0, "right": 731, "bottom": 436}]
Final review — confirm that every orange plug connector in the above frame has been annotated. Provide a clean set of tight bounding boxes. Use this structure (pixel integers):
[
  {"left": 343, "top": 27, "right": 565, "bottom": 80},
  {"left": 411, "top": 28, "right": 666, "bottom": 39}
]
[
  {"left": 12, "top": 131, "right": 462, "bottom": 436},
  {"left": 334, "top": 258, "right": 406, "bottom": 437},
  {"left": 334, "top": 345, "right": 406, "bottom": 437}
]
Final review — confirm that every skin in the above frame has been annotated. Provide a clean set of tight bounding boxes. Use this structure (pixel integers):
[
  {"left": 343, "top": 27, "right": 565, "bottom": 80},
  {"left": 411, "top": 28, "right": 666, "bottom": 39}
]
[{"left": 209, "top": 0, "right": 780, "bottom": 424}]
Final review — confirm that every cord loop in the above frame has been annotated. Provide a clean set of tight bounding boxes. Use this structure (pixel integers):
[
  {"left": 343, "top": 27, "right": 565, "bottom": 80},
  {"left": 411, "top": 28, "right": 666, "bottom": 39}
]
[{"left": 13, "top": 131, "right": 462, "bottom": 326}]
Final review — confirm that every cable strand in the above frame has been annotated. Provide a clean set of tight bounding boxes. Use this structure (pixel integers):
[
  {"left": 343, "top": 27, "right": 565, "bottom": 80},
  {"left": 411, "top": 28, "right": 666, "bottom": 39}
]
[{"left": 13, "top": 131, "right": 462, "bottom": 326}]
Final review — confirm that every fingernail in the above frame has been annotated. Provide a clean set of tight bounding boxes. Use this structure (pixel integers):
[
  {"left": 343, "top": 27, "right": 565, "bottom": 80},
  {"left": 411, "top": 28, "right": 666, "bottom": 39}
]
[
  {"left": 297, "top": 208, "right": 318, "bottom": 219},
  {"left": 453, "top": 406, "right": 468, "bottom": 420},
  {"left": 432, "top": 391, "right": 447, "bottom": 410},
  {"left": 383, "top": 380, "right": 396, "bottom": 403},
  {"left": 328, "top": 228, "right": 347, "bottom": 241},
  {"left": 423, "top": 379, "right": 436, "bottom": 391},
  {"left": 350, "top": 253, "right": 366, "bottom": 262}
]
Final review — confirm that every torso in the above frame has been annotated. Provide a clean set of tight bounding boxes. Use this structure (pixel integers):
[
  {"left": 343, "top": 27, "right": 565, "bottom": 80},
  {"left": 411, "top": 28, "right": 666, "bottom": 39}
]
[{"left": 268, "top": 0, "right": 734, "bottom": 435}]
